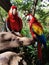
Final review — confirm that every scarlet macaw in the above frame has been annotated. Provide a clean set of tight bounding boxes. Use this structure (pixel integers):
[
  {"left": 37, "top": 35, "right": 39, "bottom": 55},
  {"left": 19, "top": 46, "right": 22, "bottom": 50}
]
[
  {"left": 26, "top": 14, "right": 46, "bottom": 61},
  {"left": 6, "top": 5, "right": 23, "bottom": 32}
]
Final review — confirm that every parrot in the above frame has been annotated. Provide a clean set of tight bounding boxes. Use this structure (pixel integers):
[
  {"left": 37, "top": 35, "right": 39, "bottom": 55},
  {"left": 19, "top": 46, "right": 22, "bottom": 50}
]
[
  {"left": 6, "top": 5, "right": 23, "bottom": 33},
  {"left": 26, "top": 14, "right": 46, "bottom": 48},
  {"left": 26, "top": 14, "right": 47, "bottom": 61}
]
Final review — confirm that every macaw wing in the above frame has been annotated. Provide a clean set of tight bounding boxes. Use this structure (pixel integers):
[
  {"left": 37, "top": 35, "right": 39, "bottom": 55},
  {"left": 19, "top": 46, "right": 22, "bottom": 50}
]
[{"left": 32, "top": 24, "right": 43, "bottom": 35}]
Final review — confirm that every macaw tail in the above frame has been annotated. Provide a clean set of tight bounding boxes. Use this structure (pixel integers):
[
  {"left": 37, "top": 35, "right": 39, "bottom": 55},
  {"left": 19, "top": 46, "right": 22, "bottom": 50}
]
[
  {"left": 37, "top": 42, "right": 42, "bottom": 61},
  {"left": 37, "top": 34, "right": 47, "bottom": 49}
]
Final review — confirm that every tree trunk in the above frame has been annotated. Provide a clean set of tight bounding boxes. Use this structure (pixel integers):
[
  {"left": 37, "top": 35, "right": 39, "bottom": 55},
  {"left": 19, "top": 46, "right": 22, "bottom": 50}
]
[
  {"left": 0, "top": 0, "right": 12, "bottom": 12},
  {"left": 32, "top": 0, "right": 38, "bottom": 16}
]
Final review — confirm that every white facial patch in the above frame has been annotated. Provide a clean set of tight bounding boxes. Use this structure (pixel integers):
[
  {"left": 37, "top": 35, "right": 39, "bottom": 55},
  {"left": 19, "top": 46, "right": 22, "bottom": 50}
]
[
  {"left": 12, "top": 9, "right": 17, "bottom": 15},
  {"left": 9, "top": 8, "right": 13, "bottom": 14},
  {"left": 29, "top": 15, "right": 33, "bottom": 20},
  {"left": 26, "top": 15, "right": 32, "bottom": 21}
]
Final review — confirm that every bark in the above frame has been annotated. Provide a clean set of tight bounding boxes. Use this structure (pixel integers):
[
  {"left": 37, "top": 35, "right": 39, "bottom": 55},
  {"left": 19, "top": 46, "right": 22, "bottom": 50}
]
[
  {"left": 0, "top": 0, "right": 12, "bottom": 12},
  {"left": 0, "top": 51, "right": 24, "bottom": 65},
  {"left": 32, "top": 0, "right": 38, "bottom": 16},
  {"left": 0, "top": 32, "right": 34, "bottom": 51},
  {"left": 0, "top": 51, "right": 28, "bottom": 65},
  {"left": 0, "top": 32, "right": 35, "bottom": 65}
]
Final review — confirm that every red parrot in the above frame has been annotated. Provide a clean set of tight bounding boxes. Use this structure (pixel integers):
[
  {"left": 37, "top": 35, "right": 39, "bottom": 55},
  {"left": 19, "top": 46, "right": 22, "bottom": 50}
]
[
  {"left": 6, "top": 5, "right": 23, "bottom": 32},
  {"left": 26, "top": 14, "right": 46, "bottom": 61}
]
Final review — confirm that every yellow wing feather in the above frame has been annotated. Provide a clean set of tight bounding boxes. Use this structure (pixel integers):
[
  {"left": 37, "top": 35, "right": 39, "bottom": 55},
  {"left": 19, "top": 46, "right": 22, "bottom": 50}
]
[{"left": 32, "top": 24, "right": 43, "bottom": 35}]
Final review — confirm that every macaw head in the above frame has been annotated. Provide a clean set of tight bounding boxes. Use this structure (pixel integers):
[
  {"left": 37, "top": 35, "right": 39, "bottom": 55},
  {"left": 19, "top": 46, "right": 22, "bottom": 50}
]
[
  {"left": 9, "top": 5, "right": 18, "bottom": 15},
  {"left": 26, "top": 14, "right": 37, "bottom": 23},
  {"left": 26, "top": 14, "right": 33, "bottom": 21}
]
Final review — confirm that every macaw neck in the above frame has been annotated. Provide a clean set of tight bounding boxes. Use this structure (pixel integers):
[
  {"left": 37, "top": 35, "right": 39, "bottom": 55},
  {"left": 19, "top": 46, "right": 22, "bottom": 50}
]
[{"left": 8, "top": 13, "right": 18, "bottom": 20}]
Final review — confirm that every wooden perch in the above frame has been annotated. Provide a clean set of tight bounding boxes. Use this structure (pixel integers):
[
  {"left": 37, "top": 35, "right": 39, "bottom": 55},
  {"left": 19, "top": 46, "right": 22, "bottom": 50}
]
[
  {"left": 0, "top": 32, "right": 34, "bottom": 65},
  {"left": 0, "top": 51, "right": 24, "bottom": 65},
  {"left": 0, "top": 32, "right": 34, "bottom": 51},
  {"left": 0, "top": 51, "right": 28, "bottom": 65}
]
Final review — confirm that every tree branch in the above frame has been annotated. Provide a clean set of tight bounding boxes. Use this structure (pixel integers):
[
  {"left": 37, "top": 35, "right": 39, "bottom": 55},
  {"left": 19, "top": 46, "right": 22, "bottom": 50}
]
[
  {"left": 0, "top": 32, "right": 34, "bottom": 51},
  {"left": 32, "top": 0, "right": 38, "bottom": 16}
]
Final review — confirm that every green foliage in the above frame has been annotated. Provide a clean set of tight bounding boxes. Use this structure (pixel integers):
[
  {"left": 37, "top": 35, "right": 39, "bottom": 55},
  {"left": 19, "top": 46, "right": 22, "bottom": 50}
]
[
  {"left": 21, "top": 25, "right": 32, "bottom": 37},
  {"left": 11, "top": 0, "right": 34, "bottom": 11},
  {"left": 0, "top": 7, "right": 7, "bottom": 22},
  {"left": 45, "top": 63, "right": 49, "bottom": 65},
  {"left": 42, "top": 45, "right": 49, "bottom": 65}
]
